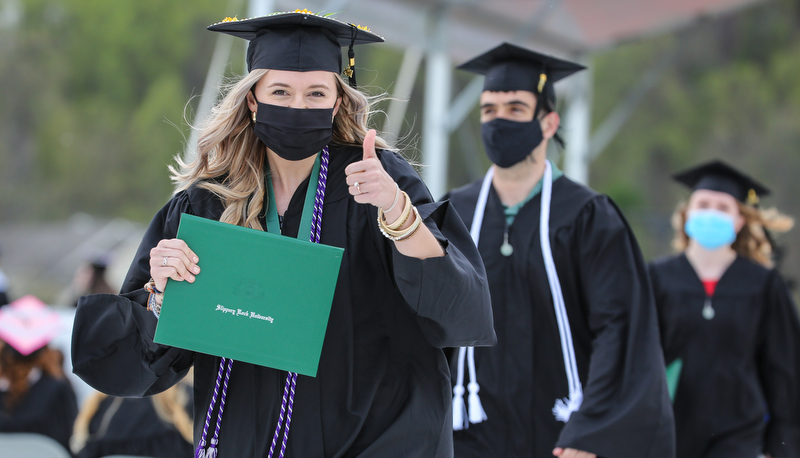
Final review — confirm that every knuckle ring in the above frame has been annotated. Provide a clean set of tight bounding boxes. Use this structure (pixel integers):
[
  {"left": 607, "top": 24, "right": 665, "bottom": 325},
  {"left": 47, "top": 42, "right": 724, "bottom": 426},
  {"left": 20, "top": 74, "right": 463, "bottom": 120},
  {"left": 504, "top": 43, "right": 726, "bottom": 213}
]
[
  {"left": 162, "top": 256, "right": 169, "bottom": 267},
  {"left": 355, "top": 181, "right": 362, "bottom": 194}
]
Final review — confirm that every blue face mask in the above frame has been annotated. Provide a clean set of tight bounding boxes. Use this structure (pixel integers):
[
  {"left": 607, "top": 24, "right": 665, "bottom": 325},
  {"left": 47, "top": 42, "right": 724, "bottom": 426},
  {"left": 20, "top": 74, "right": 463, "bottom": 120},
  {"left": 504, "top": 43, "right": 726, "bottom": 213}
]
[{"left": 684, "top": 209, "right": 737, "bottom": 250}]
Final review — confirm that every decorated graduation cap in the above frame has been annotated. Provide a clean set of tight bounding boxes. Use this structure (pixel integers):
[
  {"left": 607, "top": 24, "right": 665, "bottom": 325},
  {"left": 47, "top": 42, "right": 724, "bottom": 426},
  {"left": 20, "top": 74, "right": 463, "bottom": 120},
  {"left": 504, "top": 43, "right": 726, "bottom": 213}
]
[
  {"left": 458, "top": 42, "right": 585, "bottom": 111},
  {"left": 673, "top": 159, "right": 770, "bottom": 205},
  {"left": 208, "top": 9, "right": 384, "bottom": 88},
  {"left": 0, "top": 295, "right": 60, "bottom": 356}
]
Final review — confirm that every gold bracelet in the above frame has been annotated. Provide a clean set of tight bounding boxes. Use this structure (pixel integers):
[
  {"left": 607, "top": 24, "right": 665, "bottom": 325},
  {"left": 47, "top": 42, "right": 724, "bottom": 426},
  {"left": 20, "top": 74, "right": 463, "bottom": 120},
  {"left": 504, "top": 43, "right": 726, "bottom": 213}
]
[
  {"left": 394, "top": 209, "right": 422, "bottom": 241},
  {"left": 381, "top": 183, "right": 401, "bottom": 213},
  {"left": 378, "top": 191, "right": 411, "bottom": 231},
  {"left": 378, "top": 206, "right": 422, "bottom": 241}
]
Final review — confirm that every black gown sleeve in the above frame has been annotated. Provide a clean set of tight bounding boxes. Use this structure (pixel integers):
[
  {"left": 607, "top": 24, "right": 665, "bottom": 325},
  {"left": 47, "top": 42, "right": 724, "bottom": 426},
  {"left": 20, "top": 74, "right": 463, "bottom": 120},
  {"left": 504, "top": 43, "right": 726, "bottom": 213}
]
[
  {"left": 758, "top": 270, "right": 800, "bottom": 457},
  {"left": 72, "top": 192, "right": 199, "bottom": 397},
  {"left": 555, "top": 196, "right": 674, "bottom": 458},
  {"left": 378, "top": 151, "right": 496, "bottom": 349}
]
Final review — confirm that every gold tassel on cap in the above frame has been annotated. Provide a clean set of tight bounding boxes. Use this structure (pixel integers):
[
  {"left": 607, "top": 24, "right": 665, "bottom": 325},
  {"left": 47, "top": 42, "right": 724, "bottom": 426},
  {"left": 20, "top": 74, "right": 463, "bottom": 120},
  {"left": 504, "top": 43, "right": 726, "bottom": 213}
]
[
  {"left": 747, "top": 188, "right": 760, "bottom": 205},
  {"left": 344, "top": 25, "right": 358, "bottom": 88},
  {"left": 538, "top": 73, "right": 547, "bottom": 93},
  {"left": 344, "top": 57, "right": 355, "bottom": 78}
]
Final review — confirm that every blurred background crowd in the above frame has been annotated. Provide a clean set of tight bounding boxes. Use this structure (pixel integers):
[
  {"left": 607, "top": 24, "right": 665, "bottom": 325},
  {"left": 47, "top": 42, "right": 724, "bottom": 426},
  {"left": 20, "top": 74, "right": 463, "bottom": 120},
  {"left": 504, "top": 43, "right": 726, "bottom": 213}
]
[
  {"left": 2, "top": 0, "right": 800, "bottom": 456},
  {"left": 3, "top": 0, "right": 800, "bottom": 304}
]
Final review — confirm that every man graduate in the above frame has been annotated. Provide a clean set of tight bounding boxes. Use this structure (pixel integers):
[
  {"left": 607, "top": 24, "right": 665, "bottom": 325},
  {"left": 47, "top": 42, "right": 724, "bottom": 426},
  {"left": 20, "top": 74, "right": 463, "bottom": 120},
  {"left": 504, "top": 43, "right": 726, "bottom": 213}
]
[{"left": 446, "top": 43, "right": 675, "bottom": 458}]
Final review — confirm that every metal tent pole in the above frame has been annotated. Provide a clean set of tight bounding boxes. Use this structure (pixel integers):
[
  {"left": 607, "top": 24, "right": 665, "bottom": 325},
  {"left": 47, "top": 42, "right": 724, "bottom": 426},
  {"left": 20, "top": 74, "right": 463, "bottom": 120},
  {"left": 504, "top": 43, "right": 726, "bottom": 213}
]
[
  {"left": 421, "top": 4, "right": 451, "bottom": 200},
  {"left": 563, "top": 60, "right": 592, "bottom": 185}
]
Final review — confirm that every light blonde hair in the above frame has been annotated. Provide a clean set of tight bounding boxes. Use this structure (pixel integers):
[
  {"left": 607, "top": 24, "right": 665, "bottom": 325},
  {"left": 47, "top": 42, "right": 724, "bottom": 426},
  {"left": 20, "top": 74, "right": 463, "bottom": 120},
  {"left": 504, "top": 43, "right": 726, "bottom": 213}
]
[
  {"left": 671, "top": 201, "right": 794, "bottom": 267},
  {"left": 170, "top": 70, "right": 392, "bottom": 230},
  {"left": 71, "top": 383, "right": 193, "bottom": 454}
]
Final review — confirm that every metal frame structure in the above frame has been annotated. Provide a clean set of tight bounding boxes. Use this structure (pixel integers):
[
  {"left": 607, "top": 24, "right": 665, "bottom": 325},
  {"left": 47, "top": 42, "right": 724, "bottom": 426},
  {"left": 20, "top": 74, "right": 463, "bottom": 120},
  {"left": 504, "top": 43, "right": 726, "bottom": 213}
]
[{"left": 186, "top": 0, "right": 764, "bottom": 198}]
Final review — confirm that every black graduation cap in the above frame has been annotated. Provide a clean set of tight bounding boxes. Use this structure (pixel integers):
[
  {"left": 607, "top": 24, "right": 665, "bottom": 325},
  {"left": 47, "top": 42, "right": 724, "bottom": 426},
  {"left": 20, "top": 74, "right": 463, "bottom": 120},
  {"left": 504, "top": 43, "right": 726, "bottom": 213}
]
[
  {"left": 457, "top": 42, "right": 585, "bottom": 105},
  {"left": 673, "top": 159, "right": 770, "bottom": 204},
  {"left": 208, "top": 10, "right": 384, "bottom": 86}
]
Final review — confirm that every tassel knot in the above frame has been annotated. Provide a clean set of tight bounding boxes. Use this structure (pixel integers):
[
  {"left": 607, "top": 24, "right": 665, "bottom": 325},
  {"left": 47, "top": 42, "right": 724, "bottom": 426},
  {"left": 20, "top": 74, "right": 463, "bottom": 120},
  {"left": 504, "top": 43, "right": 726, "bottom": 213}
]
[
  {"left": 552, "top": 391, "right": 583, "bottom": 423},
  {"left": 467, "top": 382, "right": 487, "bottom": 424},
  {"left": 452, "top": 384, "right": 467, "bottom": 431}
]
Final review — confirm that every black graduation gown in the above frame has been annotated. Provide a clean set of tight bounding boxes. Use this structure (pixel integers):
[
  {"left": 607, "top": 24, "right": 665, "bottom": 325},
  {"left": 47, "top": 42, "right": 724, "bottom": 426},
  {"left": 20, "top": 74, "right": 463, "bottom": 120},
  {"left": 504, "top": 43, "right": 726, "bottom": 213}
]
[
  {"left": 649, "top": 254, "right": 800, "bottom": 458},
  {"left": 75, "top": 395, "right": 193, "bottom": 458},
  {"left": 446, "top": 175, "right": 675, "bottom": 458},
  {"left": 72, "top": 145, "right": 496, "bottom": 457},
  {"left": 0, "top": 373, "right": 78, "bottom": 453}
]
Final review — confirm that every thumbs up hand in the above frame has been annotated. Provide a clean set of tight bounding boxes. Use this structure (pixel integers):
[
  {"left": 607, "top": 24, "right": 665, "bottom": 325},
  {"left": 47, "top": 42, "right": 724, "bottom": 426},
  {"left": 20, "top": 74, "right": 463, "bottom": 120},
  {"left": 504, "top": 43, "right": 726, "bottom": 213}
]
[{"left": 344, "top": 129, "right": 399, "bottom": 209}]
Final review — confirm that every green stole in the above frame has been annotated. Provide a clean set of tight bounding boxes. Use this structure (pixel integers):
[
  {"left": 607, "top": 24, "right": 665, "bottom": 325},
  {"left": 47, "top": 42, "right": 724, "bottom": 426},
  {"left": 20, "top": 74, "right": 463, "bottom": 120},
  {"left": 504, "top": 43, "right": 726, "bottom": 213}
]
[{"left": 265, "top": 152, "right": 322, "bottom": 239}]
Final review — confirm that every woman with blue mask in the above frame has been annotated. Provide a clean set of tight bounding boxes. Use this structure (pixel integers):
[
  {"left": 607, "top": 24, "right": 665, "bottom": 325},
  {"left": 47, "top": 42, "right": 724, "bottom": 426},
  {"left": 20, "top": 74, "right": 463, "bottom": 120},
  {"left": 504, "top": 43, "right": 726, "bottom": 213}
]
[
  {"left": 70, "top": 10, "right": 495, "bottom": 457},
  {"left": 649, "top": 159, "right": 800, "bottom": 458}
]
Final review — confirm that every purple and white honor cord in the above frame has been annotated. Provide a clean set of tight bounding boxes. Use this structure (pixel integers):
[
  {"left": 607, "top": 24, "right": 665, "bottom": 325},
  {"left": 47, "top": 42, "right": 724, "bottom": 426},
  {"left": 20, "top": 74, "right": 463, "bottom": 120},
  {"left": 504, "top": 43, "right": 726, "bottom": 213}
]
[
  {"left": 268, "top": 146, "right": 329, "bottom": 458},
  {"left": 194, "top": 147, "right": 330, "bottom": 458},
  {"left": 195, "top": 357, "right": 233, "bottom": 458}
]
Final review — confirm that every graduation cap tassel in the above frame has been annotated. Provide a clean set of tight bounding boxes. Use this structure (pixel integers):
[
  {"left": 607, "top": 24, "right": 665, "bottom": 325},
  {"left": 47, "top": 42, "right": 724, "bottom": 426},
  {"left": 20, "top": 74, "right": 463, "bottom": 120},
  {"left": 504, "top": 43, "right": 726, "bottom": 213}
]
[{"left": 345, "top": 26, "right": 358, "bottom": 89}]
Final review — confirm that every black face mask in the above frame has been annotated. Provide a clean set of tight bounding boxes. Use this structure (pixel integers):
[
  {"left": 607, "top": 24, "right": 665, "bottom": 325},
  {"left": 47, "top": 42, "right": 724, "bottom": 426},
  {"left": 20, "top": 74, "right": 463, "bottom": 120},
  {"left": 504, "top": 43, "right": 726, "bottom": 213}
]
[
  {"left": 253, "top": 102, "right": 334, "bottom": 161},
  {"left": 481, "top": 118, "right": 544, "bottom": 168}
]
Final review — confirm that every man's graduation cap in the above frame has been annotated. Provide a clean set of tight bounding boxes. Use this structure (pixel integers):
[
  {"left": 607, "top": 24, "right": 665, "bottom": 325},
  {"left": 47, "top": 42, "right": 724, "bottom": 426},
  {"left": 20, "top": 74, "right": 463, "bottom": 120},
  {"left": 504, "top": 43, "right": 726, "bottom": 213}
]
[
  {"left": 673, "top": 159, "right": 770, "bottom": 205},
  {"left": 208, "top": 10, "right": 384, "bottom": 87},
  {"left": 458, "top": 42, "right": 585, "bottom": 107}
]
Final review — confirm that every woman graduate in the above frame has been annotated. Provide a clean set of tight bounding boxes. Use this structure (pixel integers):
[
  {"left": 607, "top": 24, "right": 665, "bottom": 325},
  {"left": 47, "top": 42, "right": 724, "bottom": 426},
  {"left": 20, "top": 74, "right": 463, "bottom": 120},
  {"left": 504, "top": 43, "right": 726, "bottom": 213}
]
[
  {"left": 0, "top": 296, "right": 78, "bottom": 452},
  {"left": 71, "top": 10, "right": 495, "bottom": 458},
  {"left": 649, "top": 159, "right": 800, "bottom": 458}
]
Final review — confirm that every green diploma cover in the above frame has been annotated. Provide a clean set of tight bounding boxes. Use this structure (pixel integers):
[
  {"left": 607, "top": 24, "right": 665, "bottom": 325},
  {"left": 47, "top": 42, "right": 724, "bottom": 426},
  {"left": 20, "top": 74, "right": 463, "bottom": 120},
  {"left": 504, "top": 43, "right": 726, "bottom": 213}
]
[{"left": 154, "top": 213, "right": 344, "bottom": 377}]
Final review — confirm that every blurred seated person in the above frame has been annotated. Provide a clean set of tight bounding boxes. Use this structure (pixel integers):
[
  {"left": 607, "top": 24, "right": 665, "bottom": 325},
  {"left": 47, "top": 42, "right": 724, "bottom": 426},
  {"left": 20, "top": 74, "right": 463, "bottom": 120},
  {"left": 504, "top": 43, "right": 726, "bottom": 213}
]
[
  {"left": 71, "top": 376, "right": 193, "bottom": 458},
  {"left": 0, "top": 295, "right": 77, "bottom": 452},
  {"left": 70, "top": 255, "right": 116, "bottom": 308}
]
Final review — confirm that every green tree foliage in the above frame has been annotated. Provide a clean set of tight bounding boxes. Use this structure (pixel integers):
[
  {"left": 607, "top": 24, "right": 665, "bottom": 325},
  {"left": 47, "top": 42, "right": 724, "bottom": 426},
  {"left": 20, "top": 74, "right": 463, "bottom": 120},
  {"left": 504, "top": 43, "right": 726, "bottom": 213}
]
[
  {"left": 588, "top": 0, "right": 800, "bottom": 282},
  {"left": 0, "top": 0, "right": 228, "bottom": 221}
]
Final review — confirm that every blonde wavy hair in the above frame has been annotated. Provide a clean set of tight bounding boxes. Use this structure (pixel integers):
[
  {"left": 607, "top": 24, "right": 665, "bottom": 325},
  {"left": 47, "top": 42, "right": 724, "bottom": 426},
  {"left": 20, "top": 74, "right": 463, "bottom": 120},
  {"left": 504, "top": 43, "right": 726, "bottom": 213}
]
[
  {"left": 71, "top": 381, "right": 194, "bottom": 454},
  {"left": 671, "top": 201, "right": 794, "bottom": 267},
  {"left": 170, "top": 70, "right": 392, "bottom": 230}
]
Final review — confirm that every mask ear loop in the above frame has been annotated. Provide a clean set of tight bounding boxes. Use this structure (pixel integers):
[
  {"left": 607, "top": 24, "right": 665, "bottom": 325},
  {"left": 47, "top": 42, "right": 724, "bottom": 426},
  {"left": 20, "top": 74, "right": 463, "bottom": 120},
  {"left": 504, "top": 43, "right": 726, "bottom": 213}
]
[{"left": 344, "top": 25, "right": 358, "bottom": 89}]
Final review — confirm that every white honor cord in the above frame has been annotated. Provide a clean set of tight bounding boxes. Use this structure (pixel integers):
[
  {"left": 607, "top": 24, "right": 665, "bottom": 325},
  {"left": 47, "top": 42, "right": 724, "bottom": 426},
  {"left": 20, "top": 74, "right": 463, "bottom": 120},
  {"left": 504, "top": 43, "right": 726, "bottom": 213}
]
[
  {"left": 452, "top": 167, "right": 495, "bottom": 431},
  {"left": 452, "top": 162, "right": 583, "bottom": 426},
  {"left": 540, "top": 160, "right": 583, "bottom": 422},
  {"left": 469, "top": 167, "right": 495, "bottom": 246}
]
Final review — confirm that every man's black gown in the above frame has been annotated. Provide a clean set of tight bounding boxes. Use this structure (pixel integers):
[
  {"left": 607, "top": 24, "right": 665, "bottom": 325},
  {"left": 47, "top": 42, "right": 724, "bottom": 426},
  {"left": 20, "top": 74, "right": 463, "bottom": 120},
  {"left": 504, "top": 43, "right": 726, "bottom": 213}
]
[
  {"left": 650, "top": 253, "right": 800, "bottom": 457},
  {"left": 447, "top": 174, "right": 675, "bottom": 458},
  {"left": 72, "top": 145, "right": 496, "bottom": 457}
]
